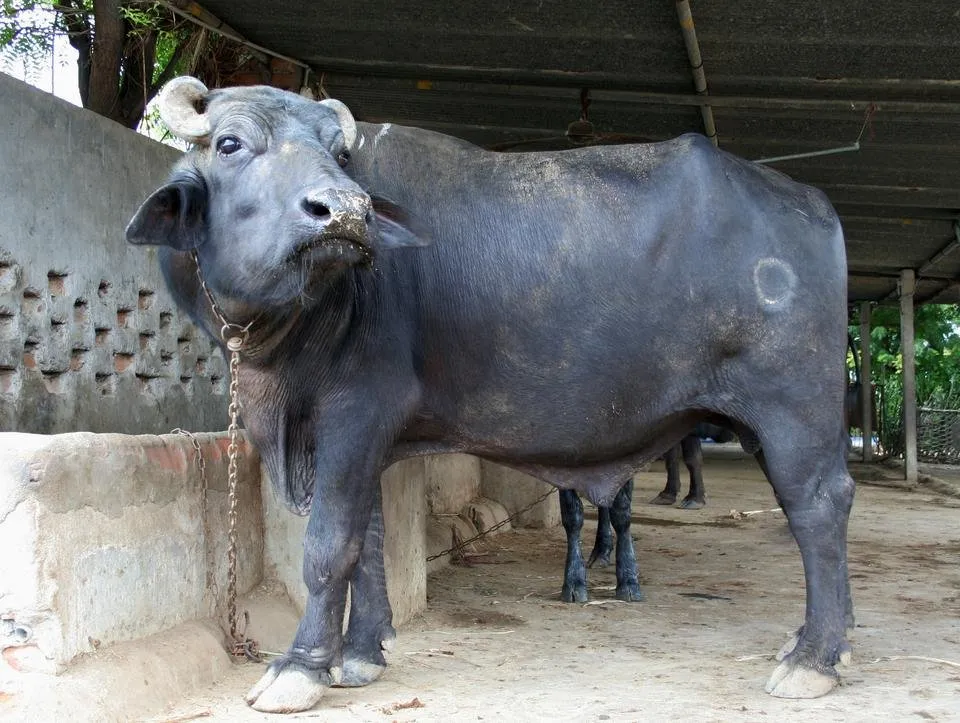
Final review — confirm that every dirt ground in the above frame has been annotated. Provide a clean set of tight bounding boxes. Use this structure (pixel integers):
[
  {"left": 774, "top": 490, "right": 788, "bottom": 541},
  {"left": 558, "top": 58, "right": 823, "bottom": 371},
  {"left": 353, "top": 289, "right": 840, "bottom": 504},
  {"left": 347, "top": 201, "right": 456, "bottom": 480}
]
[{"left": 159, "top": 448, "right": 960, "bottom": 722}]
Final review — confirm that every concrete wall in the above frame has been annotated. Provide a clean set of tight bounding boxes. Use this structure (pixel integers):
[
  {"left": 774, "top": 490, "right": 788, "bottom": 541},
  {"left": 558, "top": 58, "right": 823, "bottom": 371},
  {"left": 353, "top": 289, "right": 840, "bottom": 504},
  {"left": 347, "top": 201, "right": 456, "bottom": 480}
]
[
  {"left": 0, "top": 72, "right": 228, "bottom": 434},
  {"left": 0, "top": 432, "right": 262, "bottom": 670},
  {"left": 425, "top": 454, "right": 481, "bottom": 515}
]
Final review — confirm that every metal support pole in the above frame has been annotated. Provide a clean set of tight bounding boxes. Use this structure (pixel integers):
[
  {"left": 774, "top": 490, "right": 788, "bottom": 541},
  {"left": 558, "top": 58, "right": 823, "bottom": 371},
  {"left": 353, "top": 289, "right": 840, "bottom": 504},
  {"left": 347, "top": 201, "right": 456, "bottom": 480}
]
[
  {"left": 899, "top": 270, "right": 918, "bottom": 483},
  {"left": 675, "top": 0, "right": 718, "bottom": 146},
  {"left": 859, "top": 301, "right": 873, "bottom": 462}
]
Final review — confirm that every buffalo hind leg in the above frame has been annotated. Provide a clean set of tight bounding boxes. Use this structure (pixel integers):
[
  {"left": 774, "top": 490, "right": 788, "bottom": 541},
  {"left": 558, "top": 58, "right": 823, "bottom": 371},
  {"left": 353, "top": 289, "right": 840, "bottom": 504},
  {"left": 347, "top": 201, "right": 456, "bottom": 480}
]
[
  {"left": 759, "top": 431, "right": 854, "bottom": 698},
  {"left": 754, "top": 449, "right": 787, "bottom": 514},
  {"left": 610, "top": 479, "right": 643, "bottom": 601},
  {"left": 558, "top": 489, "right": 588, "bottom": 602},
  {"left": 587, "top": 505, "right": 614, "bottom": 568},
  {"left": 678, "top": 435, "right": 706, "bottom": 509},
  {"left": 650, "top": 443, "right": 681, "bottom": 505},
  {"left": 336, "top": 483, "right": 396, "bottom": 687}
]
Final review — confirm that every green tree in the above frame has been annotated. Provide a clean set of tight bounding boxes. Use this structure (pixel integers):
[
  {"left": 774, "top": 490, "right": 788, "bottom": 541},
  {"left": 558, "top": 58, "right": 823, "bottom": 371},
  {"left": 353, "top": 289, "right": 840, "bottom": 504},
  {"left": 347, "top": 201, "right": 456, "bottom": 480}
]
[
  {"left": 1, "top": 1, "right": 254, "bottom": 129},
  {"left": 850, "top": 303, "right": 960, "bottom": 454}
]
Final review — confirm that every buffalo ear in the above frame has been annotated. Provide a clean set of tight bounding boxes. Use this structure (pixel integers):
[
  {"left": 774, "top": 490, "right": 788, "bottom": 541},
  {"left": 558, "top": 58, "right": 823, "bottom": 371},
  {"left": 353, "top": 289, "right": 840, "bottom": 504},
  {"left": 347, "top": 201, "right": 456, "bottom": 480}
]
[
  {"left": 126, "top": 178, "right": 207, "bottom": 250},
  {"left": 371, "top": 195, "right": 431, "bottom": 249}
]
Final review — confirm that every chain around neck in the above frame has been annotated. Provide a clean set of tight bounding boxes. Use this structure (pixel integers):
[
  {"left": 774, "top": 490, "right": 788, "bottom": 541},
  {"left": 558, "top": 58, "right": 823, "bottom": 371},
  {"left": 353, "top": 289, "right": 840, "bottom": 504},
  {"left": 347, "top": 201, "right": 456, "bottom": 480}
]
[{"left": 190, "top": 249, "right": 256, "bottom": 350}]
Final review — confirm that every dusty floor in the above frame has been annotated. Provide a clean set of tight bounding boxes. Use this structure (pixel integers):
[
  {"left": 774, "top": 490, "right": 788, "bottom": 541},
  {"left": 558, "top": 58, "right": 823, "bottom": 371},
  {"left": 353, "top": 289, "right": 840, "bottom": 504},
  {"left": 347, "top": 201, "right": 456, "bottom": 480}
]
[{"left": 159, "top": 449, "right": 960, "bottom": 722}]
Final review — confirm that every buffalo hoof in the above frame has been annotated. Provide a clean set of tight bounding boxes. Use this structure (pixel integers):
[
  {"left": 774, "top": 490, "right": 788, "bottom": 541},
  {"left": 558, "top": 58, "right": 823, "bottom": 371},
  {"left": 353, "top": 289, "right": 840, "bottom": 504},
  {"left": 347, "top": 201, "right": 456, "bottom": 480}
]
[
  {"left": 649, "top": 492, "right": 677, "bottom": 506},
  {"left": 764, "top": 660, "right": 838, "bottom": 698},
  {"left": 561, "top": 583, "right": 588, "bottom": 603},
  {"left": 679, "top": 497, "right": 705, "bottom": 510},
  {"left": 335, "top": 635, "right": 395, "bottom": 688},
  {"left": 245, "top": 662, "right": 338, "bottom": 713},
  {"left": 615, "top": 583, "right": 644, "bottom": 602},
  {"left": 338, "top": 659, "right": 386, "bottom": 688}
]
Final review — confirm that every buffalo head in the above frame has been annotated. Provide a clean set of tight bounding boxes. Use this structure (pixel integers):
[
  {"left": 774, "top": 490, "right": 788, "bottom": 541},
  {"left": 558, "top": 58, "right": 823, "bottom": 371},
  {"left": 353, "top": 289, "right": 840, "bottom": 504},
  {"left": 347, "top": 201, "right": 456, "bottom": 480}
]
[{"left": 126, "top": 77, "right": 424, "bottom": 307}]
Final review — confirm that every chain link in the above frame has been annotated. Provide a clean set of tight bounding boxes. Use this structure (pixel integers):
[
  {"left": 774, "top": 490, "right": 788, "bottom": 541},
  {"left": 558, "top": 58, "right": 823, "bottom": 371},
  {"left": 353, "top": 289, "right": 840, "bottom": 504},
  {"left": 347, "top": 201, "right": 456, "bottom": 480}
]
[
  {"left": 171, "top": 427, "right": 207, "bottom": 505},
  {"left": 224, "top": 337, "right": 244, "bottom": 643},
  {"left": 171, "top": 428, "right": 222, "bottom": 611}
]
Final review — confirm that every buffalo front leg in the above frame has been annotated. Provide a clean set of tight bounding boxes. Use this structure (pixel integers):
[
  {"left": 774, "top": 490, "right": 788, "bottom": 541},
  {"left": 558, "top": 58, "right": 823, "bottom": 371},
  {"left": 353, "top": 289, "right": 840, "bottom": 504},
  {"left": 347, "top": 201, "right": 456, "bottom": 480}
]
[
  {"left": 337, "top": 482, "right": 397, "bottom": 687},
  {"left": 246, "top": 462, "right": 379, "bottom": 713},
  {"left": 558, "top": 489, "right": 588, "bottom": 602}
]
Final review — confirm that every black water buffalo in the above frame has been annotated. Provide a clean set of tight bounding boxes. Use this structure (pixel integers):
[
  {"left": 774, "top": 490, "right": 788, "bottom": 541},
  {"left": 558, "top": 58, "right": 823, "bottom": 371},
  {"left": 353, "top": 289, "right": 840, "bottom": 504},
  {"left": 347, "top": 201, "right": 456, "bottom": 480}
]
[
  {"left": 559, "top": 478, "right": 641, "bottom": 604},
  {"left": 651, "top": 422, "right": 737, "bottom": 508},
  {"left": 558, "top": 424, "right": 734, "bottom": 603},
  {"left": 126, "top": 77, "right": 854, "bottom": 713}
]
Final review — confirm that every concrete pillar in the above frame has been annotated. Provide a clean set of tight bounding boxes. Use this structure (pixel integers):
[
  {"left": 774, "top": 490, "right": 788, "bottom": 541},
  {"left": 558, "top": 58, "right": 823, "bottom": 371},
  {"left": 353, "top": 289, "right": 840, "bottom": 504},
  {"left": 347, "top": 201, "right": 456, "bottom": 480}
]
[
  {"left": 859, "top": 301, "right": 873, "bottom": 462},
  {"left": 899, "top": 270, "right": 918, "bottom": 483},
  {"left": 480, "top": 461, "right": 560, "bottom": 529}
]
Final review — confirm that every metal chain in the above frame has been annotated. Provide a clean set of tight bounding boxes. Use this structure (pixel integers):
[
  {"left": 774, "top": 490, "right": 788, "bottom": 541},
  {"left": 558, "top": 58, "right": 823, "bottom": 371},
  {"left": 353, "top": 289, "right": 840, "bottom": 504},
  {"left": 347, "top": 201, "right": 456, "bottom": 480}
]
[
  {"left": 171, "top": 428, "right": 223, "bottom": 608},
  {"left": 191, "top": 251, "right": 261, "bottom": 663},
  {"left": 171, "top": 427, "right": 207, "bottom": 505},
  {"left": 223, "top": 335, "right": 261, "bottom": 661},
  {"left": 426, "top": 487, "right": 558, "bottom": 562}
]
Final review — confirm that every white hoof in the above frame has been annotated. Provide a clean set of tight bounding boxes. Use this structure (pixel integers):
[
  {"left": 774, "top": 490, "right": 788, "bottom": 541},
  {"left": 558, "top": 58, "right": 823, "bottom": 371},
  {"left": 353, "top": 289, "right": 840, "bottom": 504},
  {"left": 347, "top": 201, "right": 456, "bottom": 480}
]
[
  {"left": 765, "top": 661, "right": 838, "bottom": 699},
  {"left": 337, "top": 659, "right": 386, "bottom": 688},
  {"left": 245, "top": 664, "right": 329, "bottom": 713}
]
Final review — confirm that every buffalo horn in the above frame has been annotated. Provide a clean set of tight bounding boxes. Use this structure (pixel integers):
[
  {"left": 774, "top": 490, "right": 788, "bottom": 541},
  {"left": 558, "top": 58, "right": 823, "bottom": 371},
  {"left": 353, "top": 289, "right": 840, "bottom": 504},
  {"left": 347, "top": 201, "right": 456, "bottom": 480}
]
[
  {"left": 319, "top": 98, "right": 358, "bottom": 150},
  {"left": 158, "top": 77, "right": 211, "bottom": 144}
]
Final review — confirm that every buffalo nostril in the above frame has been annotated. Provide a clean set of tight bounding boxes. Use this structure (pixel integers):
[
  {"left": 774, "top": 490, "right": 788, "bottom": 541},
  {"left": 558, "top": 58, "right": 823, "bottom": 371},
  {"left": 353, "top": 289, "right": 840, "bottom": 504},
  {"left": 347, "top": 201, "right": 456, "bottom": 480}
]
[
  {"left": 365, "top": 210, "right": 374, "bottom": 225},
  {"left": 302, "top": 198, "right": 331, "bottom": 220}
]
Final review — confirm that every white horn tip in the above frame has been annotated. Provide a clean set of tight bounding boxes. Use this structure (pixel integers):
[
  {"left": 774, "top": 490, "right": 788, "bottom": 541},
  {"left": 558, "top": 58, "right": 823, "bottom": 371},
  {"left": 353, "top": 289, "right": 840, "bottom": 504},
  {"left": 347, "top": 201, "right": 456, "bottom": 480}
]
[{"left": 320, "top": 98, "right": 358, "bottom": 151}]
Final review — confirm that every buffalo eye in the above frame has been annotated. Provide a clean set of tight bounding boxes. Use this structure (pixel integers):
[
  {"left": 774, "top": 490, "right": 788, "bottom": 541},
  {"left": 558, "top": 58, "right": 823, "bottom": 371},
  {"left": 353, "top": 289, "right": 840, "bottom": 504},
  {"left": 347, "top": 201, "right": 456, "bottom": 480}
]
[
  {"left": 337, "top": 150, "right": 350, "bottom": 167},
  {"left": 216, "top": 135, "right": 242, "bottom": 156}
]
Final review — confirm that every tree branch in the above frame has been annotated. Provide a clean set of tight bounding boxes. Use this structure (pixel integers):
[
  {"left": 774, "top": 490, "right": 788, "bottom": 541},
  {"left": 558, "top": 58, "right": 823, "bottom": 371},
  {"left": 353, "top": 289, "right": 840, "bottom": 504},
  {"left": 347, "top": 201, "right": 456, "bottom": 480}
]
[
  {"left": 149, "top": 28, "right": 194, "bottom": 98},
  {"left": 51, "top": 4, "right": 93, "bottom": 16},
  {"left": 56, "top": 0, "right": 92, "bottom": 106}
]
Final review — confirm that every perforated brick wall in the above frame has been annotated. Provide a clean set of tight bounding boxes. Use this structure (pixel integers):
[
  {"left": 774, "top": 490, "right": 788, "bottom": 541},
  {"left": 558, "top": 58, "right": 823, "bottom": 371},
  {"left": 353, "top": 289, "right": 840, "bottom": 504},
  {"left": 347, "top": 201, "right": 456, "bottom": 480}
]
[{"left": 0, "top": 73, "right": 229, "bottom": 434}]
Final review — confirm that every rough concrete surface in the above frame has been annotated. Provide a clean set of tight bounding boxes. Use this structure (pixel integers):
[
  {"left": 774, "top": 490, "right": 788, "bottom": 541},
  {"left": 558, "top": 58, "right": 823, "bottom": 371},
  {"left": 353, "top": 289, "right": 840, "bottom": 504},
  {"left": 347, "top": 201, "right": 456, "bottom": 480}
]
[
  {"left": 2, "top": 619, "right": 232, "bottom": 722},
  {"left": 0, "top": 426, "right": 496, "bottom": 719},
  {"left": 148, "top": 449, "right": 960, "bottom": 722},
  {"left": 0, "top": 71, "right": 230, "bottom": 435},
  {"left": 424, "top": 454, "right": 481, "bottom": 515},
  {"left": 0, "top": 431, "right": 262, "bottom": 672}
]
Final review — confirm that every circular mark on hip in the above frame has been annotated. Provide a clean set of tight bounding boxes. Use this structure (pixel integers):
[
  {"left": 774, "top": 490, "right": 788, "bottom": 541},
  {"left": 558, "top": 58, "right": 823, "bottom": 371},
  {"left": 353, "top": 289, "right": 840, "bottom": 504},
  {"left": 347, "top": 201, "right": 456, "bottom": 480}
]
[{"left": 753, "top": 257, "right": 797, "bottom": 309}]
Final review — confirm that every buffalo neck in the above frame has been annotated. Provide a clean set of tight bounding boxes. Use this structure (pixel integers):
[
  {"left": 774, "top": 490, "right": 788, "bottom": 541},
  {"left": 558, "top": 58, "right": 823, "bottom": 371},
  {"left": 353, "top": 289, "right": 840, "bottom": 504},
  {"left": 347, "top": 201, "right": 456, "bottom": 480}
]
[{"left": 163, "top": 247, "right": 385, "bottom": 376}]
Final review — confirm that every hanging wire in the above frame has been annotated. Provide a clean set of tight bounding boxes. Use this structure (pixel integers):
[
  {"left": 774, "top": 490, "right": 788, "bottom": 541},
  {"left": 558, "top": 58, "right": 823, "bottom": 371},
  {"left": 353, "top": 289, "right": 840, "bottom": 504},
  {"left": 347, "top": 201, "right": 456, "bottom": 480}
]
[{"left": 755, "top": 103, "right": 878, "bottom": 165}]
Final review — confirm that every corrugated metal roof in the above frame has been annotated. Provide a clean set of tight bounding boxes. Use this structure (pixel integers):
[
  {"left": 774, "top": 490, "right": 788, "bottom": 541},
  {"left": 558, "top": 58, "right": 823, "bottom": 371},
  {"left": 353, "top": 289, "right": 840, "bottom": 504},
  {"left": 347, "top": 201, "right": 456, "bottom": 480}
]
[{"left": 193, "top": 0, "right": 960, "bottom": 304}]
